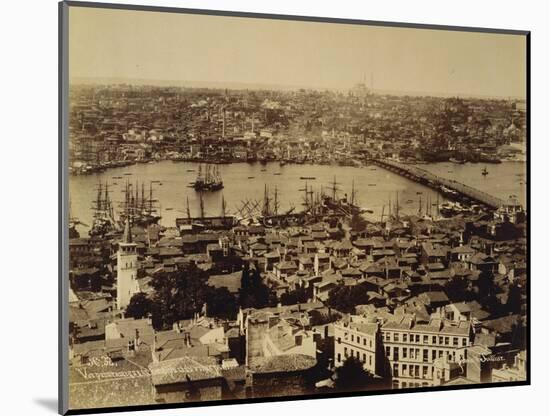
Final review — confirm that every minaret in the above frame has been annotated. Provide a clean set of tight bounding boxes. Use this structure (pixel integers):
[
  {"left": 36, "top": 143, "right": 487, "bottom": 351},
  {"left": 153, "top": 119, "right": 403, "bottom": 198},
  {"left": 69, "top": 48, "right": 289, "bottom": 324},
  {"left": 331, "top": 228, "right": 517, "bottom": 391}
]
[{"left": 117, "top": 218, "right": 139, "bottom": 310}]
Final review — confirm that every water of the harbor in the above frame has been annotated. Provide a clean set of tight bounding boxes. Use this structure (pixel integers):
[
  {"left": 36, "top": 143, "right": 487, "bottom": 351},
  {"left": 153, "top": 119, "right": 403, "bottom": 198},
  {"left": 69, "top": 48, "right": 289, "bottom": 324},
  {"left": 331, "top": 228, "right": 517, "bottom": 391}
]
[
  {"left": 69, "top": 161, "right": 527, "bottom": 235},
  {"left": 417, "top": 161, "right": 527, "bottom": 206}
]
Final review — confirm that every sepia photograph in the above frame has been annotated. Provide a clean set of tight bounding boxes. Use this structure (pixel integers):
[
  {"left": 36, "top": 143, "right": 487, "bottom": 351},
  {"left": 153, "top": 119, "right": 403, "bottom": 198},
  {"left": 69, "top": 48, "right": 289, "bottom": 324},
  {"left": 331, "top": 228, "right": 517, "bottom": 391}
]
[{"left": 60, "top": 2, "right": 529, "bottom": 413}]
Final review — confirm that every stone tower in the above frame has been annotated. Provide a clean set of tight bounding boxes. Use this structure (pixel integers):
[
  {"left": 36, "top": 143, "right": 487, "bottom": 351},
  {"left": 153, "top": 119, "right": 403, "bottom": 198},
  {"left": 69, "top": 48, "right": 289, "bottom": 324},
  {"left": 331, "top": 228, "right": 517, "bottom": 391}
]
[{"left": 117, "top": 219, "right": 139, "bottom": 310}]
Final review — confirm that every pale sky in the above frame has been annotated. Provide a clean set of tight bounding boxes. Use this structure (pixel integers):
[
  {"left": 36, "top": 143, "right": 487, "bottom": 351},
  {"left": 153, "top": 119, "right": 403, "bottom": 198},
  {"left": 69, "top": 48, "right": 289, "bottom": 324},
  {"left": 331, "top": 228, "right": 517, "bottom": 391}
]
[{"left": 69, "top": 6, "right": 527, "bottom": 98}]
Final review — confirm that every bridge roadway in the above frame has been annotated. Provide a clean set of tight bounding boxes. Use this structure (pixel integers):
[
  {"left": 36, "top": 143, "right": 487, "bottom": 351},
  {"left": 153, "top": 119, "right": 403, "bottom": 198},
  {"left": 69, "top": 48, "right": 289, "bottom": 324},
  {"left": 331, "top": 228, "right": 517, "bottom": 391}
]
[{"left": 372, "top": 159, "right": 506, "bottom": 209}]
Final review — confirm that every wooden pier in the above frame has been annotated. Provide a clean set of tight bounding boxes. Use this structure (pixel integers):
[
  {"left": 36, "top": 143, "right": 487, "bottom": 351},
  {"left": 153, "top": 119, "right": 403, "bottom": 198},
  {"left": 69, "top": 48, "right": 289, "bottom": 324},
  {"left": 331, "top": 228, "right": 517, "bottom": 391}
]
[{"left": 372, "top": 159, "right": 506, "bottom": 209}]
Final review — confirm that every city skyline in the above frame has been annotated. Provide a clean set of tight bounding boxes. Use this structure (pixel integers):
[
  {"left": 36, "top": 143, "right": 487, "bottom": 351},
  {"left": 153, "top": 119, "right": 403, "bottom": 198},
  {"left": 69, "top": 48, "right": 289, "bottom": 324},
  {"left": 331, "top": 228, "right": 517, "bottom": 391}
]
[{"left": 69, "top": 7, "right": 527, "bottom": 98}]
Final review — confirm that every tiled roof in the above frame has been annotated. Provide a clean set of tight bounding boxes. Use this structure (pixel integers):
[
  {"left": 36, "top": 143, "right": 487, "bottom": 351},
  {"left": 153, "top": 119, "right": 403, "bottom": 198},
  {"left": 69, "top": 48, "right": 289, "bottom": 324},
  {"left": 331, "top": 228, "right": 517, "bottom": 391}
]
[{"left": 149, "top": 356, "right": 222, "bottom": 386}]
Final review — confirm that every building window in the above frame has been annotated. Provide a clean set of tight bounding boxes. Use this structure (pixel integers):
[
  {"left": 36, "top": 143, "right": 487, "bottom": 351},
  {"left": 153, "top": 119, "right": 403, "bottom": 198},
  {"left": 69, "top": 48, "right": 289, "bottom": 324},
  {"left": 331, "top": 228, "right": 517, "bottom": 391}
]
[
  {"left": 444, "top": 337, "right": 450, "bottom": 346},
  {"left": 394, "top": 333, "right": 399, "bottom": 342},
  {"left": 462, "top": 338, "right": 467, "bottom": 347},
  {"left": 357, "top": 336, "right": 360, "bottom": 344},
  {"left": 423, "top": 366, "right": 429, "bottom": 379},
  {"left": 337, "top": 337, "right": 341, "bottom": 344},
  {"left": 393, "top": 348, "right": 399, "bottom": 361},
  {"left": 393, "top": 364, "right": 399, "bottom": 377},
  {"left": 409, "top": 348, "right": 414, "bottom": 359},
  {"left": 386, "top": 346, "right": 391, "bottom": 357},
  {"left": 403, "top": 333, "right": 408, "bottom": 342},
  {"left": 363, "top": 353, "right": 366, "bottom": 363},
  {"left": 344, "top": 347, "right": 348, "bottom": 356},
  {"left": 432, "top": 336, "right": 437, "bottom": 344},
  {"left": 351, "top": 334, "right": 354, "bottom": 342},
  {"left": 423, "top": 335, "right": 429, "bottom": 344},
  {"left": 439, "top": 336, "right": 444, "bottom": 345},
  {"left": 415, "top": 335, "right": 420, "bottom": 343},
  {"left": 337, "top": 353, "right": 341, "bottom": 362},
  {"left": 415, "top": 365, "right": 420, "bottom": 378},
  {"left": 385, "top": 333, "right": 391, "bottom": 342},
  {"left": 432, "top": 350, "right": 437, "bottom": 361},
  {"left": 423, "top": 350, "right": 429, "bottom": 363},
  {"left": 403, "top": 348, "right": 407, "bottom": 359},
  {"left": 453, "top": 337, "right": 458, "bottom": 347},
  {"left": 363, "top": 338, "right": 367, "bottom": 346},
  {"left": 369, "top": 356, "right": 372, "bottom": 366}
]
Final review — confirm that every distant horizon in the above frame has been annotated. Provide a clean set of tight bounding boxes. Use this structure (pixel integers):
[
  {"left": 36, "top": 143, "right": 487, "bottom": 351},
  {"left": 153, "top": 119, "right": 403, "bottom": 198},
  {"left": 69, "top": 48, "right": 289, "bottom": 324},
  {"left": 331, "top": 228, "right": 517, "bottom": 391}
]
[
  {"left": 70, "top": 76, "right": 526, "bottom": 101},
  {"left": 69, "top": 7, "right": 527, "bottom": 100}
]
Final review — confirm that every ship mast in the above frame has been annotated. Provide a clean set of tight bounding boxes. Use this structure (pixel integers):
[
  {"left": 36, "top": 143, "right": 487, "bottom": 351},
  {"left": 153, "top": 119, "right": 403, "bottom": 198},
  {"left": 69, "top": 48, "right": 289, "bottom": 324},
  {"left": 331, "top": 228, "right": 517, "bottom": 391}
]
[
  {"left": 262, "top": 184, "right": 271, "bottom": 217},
  {"left": 141, "top": 182, "right": 145, "bottom": 214},
  {"left": 221, "top": 194, "right": 227, "bottom": 218},
  {"left": 307, "top": 185, "right": 314, "bottom": 214},
  {"left": 395, "top": 191, "right": 399, "bottom": 220},
  {"left": 186, "top": 196, "right": 191, "bottom": 220},
  {"left": 135, "top": 181, "right": 139, "bottom": 218},
  {"left": 199, "top": 191, "right": 205, "bottom": 218},
  {"left": 300, "top": 181, "right": 309, "bottom": 211},
  {"left": 350, "top": 180, "right": 357, "bottom": 207},
  {"left": 273, "top": 186, "right": 279, "bottom": 216},
  {"left": 149, "top": 182, "right": 153, "bottom": 216},
  {"left": 329, "top": 176, "right": 340, "bottom": 200}
]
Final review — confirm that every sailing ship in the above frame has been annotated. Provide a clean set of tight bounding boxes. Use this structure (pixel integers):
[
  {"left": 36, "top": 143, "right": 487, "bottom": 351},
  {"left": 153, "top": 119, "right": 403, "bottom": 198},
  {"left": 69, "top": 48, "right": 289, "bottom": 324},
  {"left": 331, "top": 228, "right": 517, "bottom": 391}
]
[
  {"left": 89, "top": 181, "right": 117, "bottom": 237},
  {"left": 192, "top": 164, "right": 224, "bottom": 191},
  {"left": 118, "top": 180, "right": 161, "bottom": 228}
]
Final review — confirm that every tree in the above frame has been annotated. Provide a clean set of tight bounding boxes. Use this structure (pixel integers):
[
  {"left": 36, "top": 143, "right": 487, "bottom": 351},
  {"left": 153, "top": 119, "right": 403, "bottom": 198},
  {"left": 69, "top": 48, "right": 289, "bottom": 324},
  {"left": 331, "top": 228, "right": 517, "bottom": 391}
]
[
  {"left": 477, "top": 270, "right": 500, "bottom": 313},
  {"left": 126, "top": 292, "right": 153, "bottom": 319},
  {"left": 327, "top": 283, "right": 370, "bottom": 313},
  {"left": 335, "top": 356, "right": 373, "bottom": 391},
  {"left": 201, "top": 286, "right": 238, "bottom": 320},
  {"left": 309, "top": 309, "right": 340, "bottom": 326},
  {"left": 477, "top": 270, "right": 495, "bottom": 299},
  {"left": 238, "top": 266, "right": 274, "bottom": 309},
  {"left": 280, "top": 286, "right": 309, "bottom": 306},
  {"left": 444, "top": 277, "right": 471, "bottom": 302},
  {"left": 509, "top": 316, "right": 526, "bottom": 350},
  {"left": 505, "top": 283, "right": 523, "bottom": 314},
  {"left": 149, "top": 262, "right": 210, "bottom": 329},
  {"left": 240, "top": 263, "right": 251, "bottom": 293}
]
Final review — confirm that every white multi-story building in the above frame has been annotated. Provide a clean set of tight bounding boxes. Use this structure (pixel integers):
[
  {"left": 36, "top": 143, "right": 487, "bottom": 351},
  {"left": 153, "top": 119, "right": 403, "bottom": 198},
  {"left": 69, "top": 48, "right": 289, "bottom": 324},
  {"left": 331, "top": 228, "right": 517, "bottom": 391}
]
[
  {"left": 381, "top": 315, "right": 473, "bottom": 388},
  {"left": 334, "top": 316, "right": 378, "bottom": 375}
]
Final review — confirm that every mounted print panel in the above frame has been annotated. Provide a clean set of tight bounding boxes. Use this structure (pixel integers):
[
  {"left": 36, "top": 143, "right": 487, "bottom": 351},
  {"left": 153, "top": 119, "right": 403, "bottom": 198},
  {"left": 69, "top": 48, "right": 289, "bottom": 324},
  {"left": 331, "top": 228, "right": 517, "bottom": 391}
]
[{"left": 59, "top": 1, "right": 529, "bottom": 414}]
